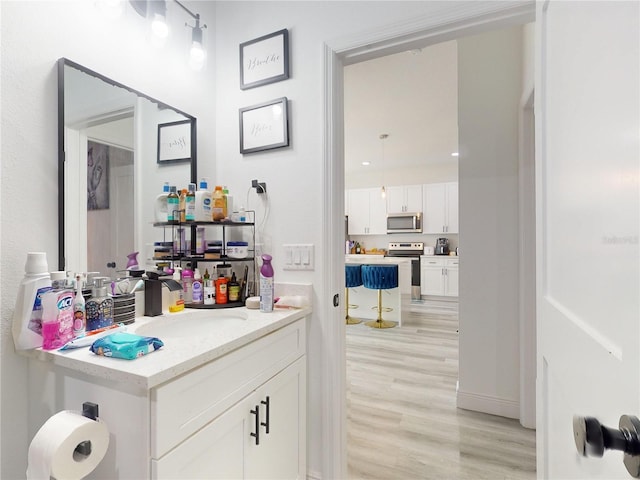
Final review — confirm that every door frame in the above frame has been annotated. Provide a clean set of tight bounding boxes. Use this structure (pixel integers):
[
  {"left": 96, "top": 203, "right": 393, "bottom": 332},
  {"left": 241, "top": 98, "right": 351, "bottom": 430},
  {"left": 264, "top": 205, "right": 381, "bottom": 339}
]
[{"left": 321, "top": 2, "right": 536, "bottom": 477}]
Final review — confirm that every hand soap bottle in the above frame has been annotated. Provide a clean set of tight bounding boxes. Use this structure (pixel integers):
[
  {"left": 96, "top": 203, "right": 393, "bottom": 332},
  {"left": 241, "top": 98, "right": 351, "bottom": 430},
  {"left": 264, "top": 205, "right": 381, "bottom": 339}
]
[{"left": 86, "top": 277, "right": 114, "bottom": 332}]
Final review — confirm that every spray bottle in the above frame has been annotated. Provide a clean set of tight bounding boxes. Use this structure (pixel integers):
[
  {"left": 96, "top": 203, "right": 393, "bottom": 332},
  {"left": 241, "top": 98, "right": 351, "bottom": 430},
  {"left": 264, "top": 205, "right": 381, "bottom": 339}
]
[{"left": 260, "top": 254, "right": 274, "bottom": 313}]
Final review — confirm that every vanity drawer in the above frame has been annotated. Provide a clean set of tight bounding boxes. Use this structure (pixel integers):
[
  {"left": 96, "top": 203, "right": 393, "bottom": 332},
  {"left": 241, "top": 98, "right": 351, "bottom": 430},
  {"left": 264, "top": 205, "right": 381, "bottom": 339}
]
[{"left": 151, "top": 319, "right": 306, "bottom": 458}]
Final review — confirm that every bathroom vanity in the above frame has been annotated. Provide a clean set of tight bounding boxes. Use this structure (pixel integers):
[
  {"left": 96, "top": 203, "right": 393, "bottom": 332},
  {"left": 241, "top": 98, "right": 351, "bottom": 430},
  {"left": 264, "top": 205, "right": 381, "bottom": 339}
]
[{"left": 26, "top": 307, "right": 309, "bottom": 479}]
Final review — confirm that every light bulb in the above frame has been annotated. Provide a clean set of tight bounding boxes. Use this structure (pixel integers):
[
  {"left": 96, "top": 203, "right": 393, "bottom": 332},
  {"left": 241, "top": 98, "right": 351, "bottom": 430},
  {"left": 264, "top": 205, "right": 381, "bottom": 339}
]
[
  {"left": 189, "top": 41, "right": 206, "bottom": 71},
  {"left": 381, "top": 186, "right": 386, "bottom": 198},
  {"left": 151, "top": 13, "right": 169, "bottom": 38}
]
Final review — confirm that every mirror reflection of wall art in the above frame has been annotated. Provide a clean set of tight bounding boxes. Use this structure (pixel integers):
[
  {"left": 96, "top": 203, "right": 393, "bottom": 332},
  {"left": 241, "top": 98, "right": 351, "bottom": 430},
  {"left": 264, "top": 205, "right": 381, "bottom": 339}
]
[
  {"left": 239, "top": 97, "right": 289, "bottom": 154},
  {"left": 240, "top": 29, "right": 289, "bottom": 90},
  {"left": 87, "top": 141, "right": 112, "bottom": 210},
  {"left": 157, "top": 120, "right": 192, "bottom": 164}
]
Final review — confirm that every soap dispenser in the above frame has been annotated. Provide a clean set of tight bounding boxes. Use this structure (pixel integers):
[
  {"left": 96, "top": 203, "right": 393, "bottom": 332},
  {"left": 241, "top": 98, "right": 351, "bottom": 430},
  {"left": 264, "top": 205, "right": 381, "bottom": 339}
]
[{"left": 86, "top": 277, "right": 114, "bottom": 332}]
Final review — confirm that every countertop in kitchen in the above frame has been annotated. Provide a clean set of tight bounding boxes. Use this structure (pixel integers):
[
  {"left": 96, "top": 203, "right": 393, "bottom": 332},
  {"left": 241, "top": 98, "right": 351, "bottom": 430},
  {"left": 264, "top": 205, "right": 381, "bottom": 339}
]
[
  {"left": 24, "top": 306, "right": 311, "bottom": 390},
  {"left": 345, "top": 254, "right": 412, "bottom": 263}
]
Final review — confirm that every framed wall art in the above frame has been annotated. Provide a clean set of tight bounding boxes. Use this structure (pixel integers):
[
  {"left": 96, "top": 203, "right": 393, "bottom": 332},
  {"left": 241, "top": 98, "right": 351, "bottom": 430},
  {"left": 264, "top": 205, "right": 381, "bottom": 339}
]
[
  {"left": 239, "top": 97, "right": 289, "bottom": 154},
  {"left": 240, "top": 29, "right": 289, "bottom": 90},
  {"left": 157, "top": 119, "right": 192, "bottom": 164}
]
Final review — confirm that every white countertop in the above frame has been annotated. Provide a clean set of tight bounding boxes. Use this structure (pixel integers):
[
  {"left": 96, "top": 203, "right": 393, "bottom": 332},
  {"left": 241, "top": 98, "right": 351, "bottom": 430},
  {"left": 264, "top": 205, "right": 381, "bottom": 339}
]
[
  {"left": 345, "top": 254, "right": 412, "bottom": 264},
  {"left": 24, "top": 306, "right": 311, "bottom": 390}
]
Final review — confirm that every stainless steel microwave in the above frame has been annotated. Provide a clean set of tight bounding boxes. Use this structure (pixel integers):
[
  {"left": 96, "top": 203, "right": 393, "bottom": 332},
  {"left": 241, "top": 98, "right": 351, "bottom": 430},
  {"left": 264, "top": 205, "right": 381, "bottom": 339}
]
[{"left": 387, "top": 212, "right": 422, "bottom": 234}]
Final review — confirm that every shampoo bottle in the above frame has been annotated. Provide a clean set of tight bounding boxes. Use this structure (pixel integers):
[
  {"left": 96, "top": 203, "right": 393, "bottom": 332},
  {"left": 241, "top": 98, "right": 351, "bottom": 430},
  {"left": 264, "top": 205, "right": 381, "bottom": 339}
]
[
  {"left": 155, "top": 182, "right": 170, "bottom": 222},
  {"left": 12, "top": 252, "right": 52, "bottom": 350},
  {"left": 259, "top": 254, "right": 274, "bottom": 313},
  {"left": 215, "top": 274, "right": 228, "bottom": 304},
  {"left": 182, "top": 266, "right": 194, "bottom": 303},
  {"left": 167, "top": 186, "right": 179, "bottom": 221},
  {"left": 185, "top": 183, "right": 196, "bottom": 221},
  {"left": 194, "top": 179, "right": 212, "bottom": 222},
  {"left": 212, "top": 186, "right": 225, "bottom": 221}
]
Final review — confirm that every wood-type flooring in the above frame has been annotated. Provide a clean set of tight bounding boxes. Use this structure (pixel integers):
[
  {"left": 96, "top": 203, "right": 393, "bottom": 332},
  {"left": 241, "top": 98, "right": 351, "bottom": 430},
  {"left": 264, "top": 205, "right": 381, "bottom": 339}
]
[{"left": 346, "top": 297, "right": 536, "bottom": 479}]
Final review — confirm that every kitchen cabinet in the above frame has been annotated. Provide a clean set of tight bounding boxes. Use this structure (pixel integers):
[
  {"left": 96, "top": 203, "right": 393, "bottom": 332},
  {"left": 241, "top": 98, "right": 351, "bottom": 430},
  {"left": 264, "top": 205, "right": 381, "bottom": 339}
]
[
  {"left": 386, "top": 185, "right": 423, "bottom": 213},
  {"left": 420, "top": 256, "right": 459, "bottom": 297},
  {"left": 423, "top": 182, "right": 458, "bottom": 234},
  {"left": 347, "top": 188, "right": 387, "bottom": 235}
]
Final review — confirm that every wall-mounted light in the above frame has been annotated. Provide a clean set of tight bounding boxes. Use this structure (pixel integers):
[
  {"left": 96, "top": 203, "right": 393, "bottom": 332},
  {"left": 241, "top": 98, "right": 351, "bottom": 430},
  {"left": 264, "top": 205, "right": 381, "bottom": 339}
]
[{"left": 130, "top": 0, "right": 207, "bottom": 70}]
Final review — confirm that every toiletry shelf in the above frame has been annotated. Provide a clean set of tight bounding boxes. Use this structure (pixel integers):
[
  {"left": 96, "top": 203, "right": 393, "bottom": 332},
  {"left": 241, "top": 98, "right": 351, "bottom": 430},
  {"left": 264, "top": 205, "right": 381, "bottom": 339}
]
[{"left": 153, "top": 215, "right": 257, "bottom": 305}]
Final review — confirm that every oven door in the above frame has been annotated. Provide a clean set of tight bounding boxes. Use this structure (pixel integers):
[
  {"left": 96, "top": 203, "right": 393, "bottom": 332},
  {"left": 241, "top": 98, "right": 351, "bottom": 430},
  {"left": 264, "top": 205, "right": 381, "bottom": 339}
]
[{"left": 386, "top": 213, "right": 422, "bottom": 233}]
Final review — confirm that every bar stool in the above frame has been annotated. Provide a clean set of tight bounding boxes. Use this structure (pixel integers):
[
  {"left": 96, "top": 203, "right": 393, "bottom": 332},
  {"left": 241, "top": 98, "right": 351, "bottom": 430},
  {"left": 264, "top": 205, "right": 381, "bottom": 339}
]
[
  {"left": 361, "top": 264, "right": 398, "bottom": 329},
  {"left": 345, "top": 264, "right": 363, "bottom": 324}
]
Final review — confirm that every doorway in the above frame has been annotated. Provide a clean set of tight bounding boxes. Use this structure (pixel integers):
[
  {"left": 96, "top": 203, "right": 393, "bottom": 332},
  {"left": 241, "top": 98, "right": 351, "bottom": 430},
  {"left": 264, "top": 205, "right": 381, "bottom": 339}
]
[{"left": 321, "top": 4, "right": 536, "bottom": 478}]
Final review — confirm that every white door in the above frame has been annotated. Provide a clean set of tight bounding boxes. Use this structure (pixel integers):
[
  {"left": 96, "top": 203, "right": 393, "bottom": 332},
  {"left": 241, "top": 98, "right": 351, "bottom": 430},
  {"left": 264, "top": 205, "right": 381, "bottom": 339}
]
[{"left": 537, "top": 1, "right": 639, "bottom": 478}]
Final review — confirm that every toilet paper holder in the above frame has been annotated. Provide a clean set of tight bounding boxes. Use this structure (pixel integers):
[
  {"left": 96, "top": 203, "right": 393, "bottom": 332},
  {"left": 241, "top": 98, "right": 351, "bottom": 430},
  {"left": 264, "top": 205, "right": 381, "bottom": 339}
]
[{"left": 75, "top": 402, "right": 99, "bottom": 458}]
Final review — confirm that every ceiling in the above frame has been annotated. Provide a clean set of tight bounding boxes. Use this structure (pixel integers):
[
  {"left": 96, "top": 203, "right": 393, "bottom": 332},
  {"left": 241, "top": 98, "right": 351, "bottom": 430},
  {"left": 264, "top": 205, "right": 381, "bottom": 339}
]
[{"left": 344, "top": 40, "right": 459, "bottom": 176}]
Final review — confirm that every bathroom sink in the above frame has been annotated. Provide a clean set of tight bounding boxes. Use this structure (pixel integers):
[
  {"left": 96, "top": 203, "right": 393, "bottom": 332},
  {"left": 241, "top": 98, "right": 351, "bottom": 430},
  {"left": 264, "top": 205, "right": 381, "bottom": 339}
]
[{"left": 133, "top": 309, "right": 249, "bottom": 339}]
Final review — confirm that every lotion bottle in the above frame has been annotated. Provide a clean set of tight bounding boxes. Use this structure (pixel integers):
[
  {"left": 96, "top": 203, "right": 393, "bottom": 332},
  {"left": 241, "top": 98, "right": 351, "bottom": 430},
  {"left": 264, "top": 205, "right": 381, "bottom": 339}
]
[
  {"left": 155, "top": 182, "right": 170, "bottom": 222},
  {"left": 185, "top": 183, "right": 196, "bottom": 221},
  {"left": 194, "top": 179, "right": 212, "bottom": 222},
  {"left": 167, "top": 186, "right": 179, "bottom": 221},
  {"left": 259, "top": 254, "right": 274, "bottom": 313},
  {"left": 192, "top": 268, "right": 203, "bottom": 304}
]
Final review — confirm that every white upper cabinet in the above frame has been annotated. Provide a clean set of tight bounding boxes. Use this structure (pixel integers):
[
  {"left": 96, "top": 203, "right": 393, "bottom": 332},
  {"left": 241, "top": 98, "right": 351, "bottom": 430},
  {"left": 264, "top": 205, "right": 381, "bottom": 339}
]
[
  {"left": 347, "top": 188, "right": 387, "bottom": 235},
  {"left": 423, "top": 182, "right": 458, "bottom": 234},
  {"left": 386, "top": 185, "right": 423, "bottom": 213}
]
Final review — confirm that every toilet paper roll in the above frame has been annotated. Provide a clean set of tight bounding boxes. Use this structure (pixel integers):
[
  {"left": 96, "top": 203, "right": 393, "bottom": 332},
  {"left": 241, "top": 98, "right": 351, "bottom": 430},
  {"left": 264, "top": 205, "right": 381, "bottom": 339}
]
[{"left": 27, "top": 410, "right": 109, "bottom": 480}]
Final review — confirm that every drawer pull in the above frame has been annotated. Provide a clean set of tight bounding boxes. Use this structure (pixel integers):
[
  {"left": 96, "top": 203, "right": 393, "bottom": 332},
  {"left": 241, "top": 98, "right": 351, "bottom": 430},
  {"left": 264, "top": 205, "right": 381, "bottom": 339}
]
[
  {"left": 261, "top": 396, "right": 270, "bottom": 434},
  {"left": 250, "top": 405, "right": 260, "bottom": 445}
]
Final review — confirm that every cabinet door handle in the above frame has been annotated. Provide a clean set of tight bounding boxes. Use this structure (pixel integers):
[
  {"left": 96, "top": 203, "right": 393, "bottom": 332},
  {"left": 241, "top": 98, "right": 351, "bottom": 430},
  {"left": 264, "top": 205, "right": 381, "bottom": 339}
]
[
  {"left": 250, "top": 405, "right": 260, "bottom": 445},
  {"left": 261, "top": 396, "right": 270, "bottom": 434}
]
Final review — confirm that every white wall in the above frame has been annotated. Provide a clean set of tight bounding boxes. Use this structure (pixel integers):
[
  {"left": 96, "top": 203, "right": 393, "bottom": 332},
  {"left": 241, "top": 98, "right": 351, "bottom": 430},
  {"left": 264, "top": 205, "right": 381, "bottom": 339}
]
[
  {"left": 457, "top": 26, "right": 523, "bottom": 417},
  {"left": 0, "top": 1, "right": 217, "bottom": 476}
]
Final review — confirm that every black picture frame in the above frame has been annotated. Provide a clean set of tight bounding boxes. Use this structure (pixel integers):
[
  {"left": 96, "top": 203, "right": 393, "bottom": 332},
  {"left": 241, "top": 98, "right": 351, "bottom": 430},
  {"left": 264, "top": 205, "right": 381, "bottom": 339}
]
[
  {"left": 239, "top": 97, "right": 289, "bottom": 154},
  {"left": 157, "top": 119, "right": 192, "bottom": 164},
  {"left": 240, "top": 29, "right": 289, "bottom": 90}
]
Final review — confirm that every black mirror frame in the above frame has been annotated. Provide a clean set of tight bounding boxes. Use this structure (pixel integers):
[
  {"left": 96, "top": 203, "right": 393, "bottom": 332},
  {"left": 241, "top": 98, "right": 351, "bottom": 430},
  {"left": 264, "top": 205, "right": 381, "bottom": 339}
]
[{"left": 57, "top": 57, "right": 197, "bottom": 271}]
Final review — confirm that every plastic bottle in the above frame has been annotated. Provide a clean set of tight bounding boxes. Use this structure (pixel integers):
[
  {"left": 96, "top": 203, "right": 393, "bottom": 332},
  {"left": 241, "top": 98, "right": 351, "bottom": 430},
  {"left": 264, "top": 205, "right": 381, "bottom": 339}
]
[
  {"left": 167, "top": 186, "right": 179, "bottom": 221},
  {"left": 228, "top": 272, "right": 240, "bottom": 303},
  {"left": 239, "top": 206, "right": 246, "bottom": 223},
  {"left": 182, "top": 266, "right": 194, "bottom": 303},
  {"left": 155, "top": 182, "right": 170, "bottom": 222},
  {"left": 185, "top": 183, "right": 196, "bottom": 221},
  {"left": 195, "top": 179, "right": 212, "bottom": 222},
  {"left": 222, "top": 186, "right": 232, "bottom": 220},
  {"left": 215, "top": 274, "right": 228, "bottom": 304},
  {"left": 192, "top": 268, "right": 203, "bottom": 304},
  {"left": 12, "top": 252, "right": 52, "bottom": 350},
  {"left": 212, "top": 186, "right": 225, "bottom": 221},
  {"left": 179, "top": 188, "right": 187, "bottom": 222},
  {"left": 73, "top": 274, "right": 86, "bottom": 337},
  {"left": 85, "top": 277, "right": 114, "bottom": 332},
  {"left": 203, "top": 269, "right": 215, "bottom": 305},
  {"left": 41, "top": 291, "right": 61, "bottom": 350},
  {"left": 260, "top": 254, "right": 274, "bottom": 313}
]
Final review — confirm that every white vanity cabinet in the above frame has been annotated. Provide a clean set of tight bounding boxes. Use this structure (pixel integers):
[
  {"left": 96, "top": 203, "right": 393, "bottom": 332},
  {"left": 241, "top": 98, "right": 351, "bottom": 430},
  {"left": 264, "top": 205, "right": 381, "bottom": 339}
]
[
  {"left": 27, "top": 314, "right": 307, "bottom": 480},
  {"left": 151, "top": 320, "right": 306, "bottom": 479},
  {"left": 420, "top": 256, "right": 459, "bottom": 297}
]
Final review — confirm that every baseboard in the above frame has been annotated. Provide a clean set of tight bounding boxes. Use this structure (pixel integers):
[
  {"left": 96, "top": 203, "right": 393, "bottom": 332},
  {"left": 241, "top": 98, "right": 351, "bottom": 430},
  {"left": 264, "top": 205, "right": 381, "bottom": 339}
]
[
  {"left": 456, "top": 389, "right": 519, "bottom": 419},
  {"left": 306, "top": 469, "right": 322, "bottom": 480}
]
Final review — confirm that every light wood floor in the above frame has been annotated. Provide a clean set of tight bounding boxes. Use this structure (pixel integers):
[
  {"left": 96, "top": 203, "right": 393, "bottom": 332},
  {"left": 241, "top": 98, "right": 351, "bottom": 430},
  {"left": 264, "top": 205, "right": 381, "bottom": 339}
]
[{"left": 346, "top": 297, "right": 536, "bottom": 479}]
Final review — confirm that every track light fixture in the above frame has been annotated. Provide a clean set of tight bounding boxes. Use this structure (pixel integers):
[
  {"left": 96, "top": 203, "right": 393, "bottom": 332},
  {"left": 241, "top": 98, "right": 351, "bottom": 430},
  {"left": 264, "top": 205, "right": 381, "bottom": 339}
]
[{"left": 131, "top": 0, "right": 207, "bottom": 70}]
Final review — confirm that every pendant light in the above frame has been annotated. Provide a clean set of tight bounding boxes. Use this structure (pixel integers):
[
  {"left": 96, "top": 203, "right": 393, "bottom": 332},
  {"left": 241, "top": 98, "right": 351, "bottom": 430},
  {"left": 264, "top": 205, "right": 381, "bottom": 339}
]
[{"left": 379, "top": 133, "right": 389, "bottom": 198}]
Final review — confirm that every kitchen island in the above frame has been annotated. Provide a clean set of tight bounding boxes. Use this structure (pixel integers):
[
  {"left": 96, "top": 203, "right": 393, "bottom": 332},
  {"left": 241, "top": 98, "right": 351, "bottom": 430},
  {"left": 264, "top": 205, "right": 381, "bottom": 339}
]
[{"left": 345, "top": 254, "right": 411, "bottom": 327}]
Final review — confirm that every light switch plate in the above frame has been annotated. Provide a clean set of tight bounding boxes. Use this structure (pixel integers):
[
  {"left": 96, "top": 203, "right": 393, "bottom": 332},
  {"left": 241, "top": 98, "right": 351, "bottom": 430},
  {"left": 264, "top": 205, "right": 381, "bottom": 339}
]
[{"left": 283, "top": 244, "right": 315, "bottom": 270}]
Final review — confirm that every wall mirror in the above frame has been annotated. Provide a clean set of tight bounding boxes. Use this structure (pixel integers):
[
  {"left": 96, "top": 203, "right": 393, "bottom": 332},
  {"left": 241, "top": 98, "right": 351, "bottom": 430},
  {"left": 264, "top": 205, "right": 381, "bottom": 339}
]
[{"left": 58, "top": 58, "right": 197, "bottom": 275}]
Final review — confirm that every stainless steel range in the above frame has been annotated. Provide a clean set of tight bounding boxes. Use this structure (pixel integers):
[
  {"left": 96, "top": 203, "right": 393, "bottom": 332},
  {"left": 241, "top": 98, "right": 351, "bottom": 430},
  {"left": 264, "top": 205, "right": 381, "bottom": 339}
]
[{"left": 386, "top": 242, "right": 424, "bottom": 300}]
